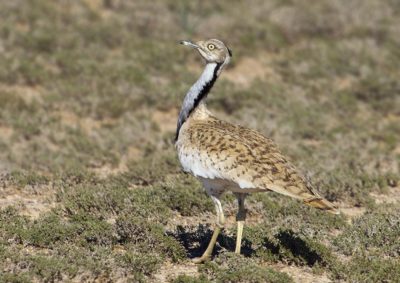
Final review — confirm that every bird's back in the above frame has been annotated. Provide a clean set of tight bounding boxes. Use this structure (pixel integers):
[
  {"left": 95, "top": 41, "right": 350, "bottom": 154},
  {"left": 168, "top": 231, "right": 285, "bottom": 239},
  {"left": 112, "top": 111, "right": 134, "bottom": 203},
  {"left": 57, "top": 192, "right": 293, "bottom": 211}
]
[{"left": 176, "top": 112, "right": 338, "bottom": 214}]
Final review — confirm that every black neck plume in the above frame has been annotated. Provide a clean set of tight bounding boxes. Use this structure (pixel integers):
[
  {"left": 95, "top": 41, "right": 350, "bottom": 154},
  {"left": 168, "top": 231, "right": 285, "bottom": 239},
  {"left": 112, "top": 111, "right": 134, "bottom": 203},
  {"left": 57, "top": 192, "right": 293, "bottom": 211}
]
[{"left": 175, "top": 63, "right": 221, "bottom": 141}]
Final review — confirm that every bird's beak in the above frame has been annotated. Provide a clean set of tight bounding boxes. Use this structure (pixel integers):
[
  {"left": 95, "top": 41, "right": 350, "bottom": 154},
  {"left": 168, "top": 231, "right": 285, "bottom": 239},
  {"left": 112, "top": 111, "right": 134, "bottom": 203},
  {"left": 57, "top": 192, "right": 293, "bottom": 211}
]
[{"left": 180, "top": 40, "right": 200, "bottom": 49}]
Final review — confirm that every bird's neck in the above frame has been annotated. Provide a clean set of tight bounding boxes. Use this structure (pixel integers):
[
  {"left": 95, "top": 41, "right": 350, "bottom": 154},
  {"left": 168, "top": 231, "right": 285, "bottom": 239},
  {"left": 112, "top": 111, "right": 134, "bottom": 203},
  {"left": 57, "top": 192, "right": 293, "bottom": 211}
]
[{"left": 175, "top": 62, "right": 222, "bottom": 140}]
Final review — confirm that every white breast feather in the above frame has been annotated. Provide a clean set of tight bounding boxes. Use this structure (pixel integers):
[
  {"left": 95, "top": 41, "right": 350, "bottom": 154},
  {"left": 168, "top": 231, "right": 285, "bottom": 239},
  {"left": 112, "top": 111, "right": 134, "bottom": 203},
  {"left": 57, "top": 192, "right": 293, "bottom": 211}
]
[
  {"left": 179, "top": 148, "right": 223, "bottom": 179},
  {"left": 237, "top": 179, "right": 255, "bottom": 189},
  {"left": 178, "top": 145, "right": 257, "bottom": 191}
]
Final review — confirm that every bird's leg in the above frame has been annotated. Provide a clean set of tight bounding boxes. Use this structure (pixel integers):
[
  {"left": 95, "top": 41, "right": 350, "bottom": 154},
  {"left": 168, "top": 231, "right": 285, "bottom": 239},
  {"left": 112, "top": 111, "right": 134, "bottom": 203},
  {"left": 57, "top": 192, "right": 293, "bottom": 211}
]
[
  {"left": 234, "top": 193, "right": 247, "bottom": 254},
  {"left": 192, "top": 195, "right": 225, "bottom": 264}
]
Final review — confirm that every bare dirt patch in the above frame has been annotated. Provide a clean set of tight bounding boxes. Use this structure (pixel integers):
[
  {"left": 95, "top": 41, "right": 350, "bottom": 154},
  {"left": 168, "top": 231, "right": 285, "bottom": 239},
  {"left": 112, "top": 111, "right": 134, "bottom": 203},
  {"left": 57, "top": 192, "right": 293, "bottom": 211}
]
[
  {"left": 272, "top": 263, "right": 332, "bottom": 283},
  {"left": 0, "top": 125, "right": 14, "bottom": 140},
  {"left": 90, "top": 145, "right": 143, "bottom": 178},
  {"left": 152, "top": 108, "right": 178, "bottom": 134},
  {"left": 224, "top": 55, "right": 281, "bottom": 87},
  {"left": 90, "top": 162, "right": 128, "bottom": 178},
  {"left": 57, "top": 110, "right": 118, "bottom": 135},
  {"left": 340, "top": 206, "right": 366, "bottom": 224},
  {"left": 0, "top": 84, "right": 44, "bottom": 104},
  {"left": 333, "top": 76, "right": 356, "bottom": 91},
  {"left": 370, "top": 186, "right": 400, "bottom": 205},
  {"left": 152, "top": 262, "right": 199, "bottom": 283},
  {"left": 0, "top": 185, "right": 56, "bottom": 219}
]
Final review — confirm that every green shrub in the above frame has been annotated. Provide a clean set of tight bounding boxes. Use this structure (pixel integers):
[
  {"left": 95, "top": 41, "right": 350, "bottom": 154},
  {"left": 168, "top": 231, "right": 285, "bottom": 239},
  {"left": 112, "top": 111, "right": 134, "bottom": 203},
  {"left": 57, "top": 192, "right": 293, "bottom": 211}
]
[
  {"left": 330, "top": 256, "right": 400, "bottom": 283},
  {"left": 118, "top": 250, "right": 162, "bottom": 281},
  {"left": 116, "top": 215, "right": 186, "bottom": 262},
  {"left": 26, "top": 214, "right": 79, "bottom": 248},
  {"left": 172, "top": 275, "right": 211, "bottom": 283},
  {"left": 200, "top": 252, "right": 294, "bottom": 283},
  {"left": 334, "top": 206, "right": 400, "bottom": 257}
]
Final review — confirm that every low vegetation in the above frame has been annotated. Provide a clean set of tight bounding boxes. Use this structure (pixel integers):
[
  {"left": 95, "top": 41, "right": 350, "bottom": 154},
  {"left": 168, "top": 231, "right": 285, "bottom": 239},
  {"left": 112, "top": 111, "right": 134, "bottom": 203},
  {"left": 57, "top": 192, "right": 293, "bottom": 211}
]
[{"left": 0, "top": 0, "right": 399, "bottom": 282}]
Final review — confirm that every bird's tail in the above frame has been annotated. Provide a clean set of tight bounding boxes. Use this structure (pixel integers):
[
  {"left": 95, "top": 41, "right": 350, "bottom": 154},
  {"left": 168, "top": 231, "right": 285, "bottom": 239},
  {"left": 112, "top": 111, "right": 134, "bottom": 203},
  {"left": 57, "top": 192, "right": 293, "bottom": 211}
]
[{"left": 303, "top": 196, "right": 340, "bottom": 215}]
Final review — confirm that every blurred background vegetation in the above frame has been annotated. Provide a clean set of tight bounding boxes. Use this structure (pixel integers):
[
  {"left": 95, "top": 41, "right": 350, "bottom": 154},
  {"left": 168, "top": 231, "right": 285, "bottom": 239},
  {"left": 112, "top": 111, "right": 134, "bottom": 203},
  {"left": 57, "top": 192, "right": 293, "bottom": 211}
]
[{"left": 0, "top": 0, "right": 399, "bottom": 282}]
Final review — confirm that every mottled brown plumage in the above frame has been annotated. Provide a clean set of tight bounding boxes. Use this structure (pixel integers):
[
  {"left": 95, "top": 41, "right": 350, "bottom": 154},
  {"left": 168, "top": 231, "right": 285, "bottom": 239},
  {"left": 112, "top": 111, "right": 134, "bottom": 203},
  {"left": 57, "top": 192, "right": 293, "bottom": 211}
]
[
  {"left": 177, "top": 104, "right": 338, "bottom": 212},
  {"left": 176, "top": 39, "right": 339, "bottom": 263}
]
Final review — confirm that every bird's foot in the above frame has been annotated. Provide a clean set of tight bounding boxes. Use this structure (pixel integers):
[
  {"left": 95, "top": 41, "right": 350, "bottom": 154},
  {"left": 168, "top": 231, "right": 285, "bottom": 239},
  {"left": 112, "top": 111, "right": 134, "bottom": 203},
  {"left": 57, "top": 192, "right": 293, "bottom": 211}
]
[{"left": 192, "top": 255, "right": 210, "bottom": 264}]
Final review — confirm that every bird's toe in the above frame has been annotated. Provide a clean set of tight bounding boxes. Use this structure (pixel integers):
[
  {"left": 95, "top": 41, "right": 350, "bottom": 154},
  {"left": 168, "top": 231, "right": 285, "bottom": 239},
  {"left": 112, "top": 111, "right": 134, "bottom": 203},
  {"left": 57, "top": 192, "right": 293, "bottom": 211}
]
[{"left": 192, "top": 256, "right": 210, "bottom": 264}]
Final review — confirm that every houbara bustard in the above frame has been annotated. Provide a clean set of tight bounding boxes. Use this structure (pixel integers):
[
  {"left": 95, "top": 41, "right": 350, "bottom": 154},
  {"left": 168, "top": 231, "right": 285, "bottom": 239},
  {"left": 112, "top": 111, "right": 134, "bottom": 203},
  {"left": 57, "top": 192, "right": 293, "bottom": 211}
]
[{"left": 175, "top": 39, "right": 339, "bottom": 263}]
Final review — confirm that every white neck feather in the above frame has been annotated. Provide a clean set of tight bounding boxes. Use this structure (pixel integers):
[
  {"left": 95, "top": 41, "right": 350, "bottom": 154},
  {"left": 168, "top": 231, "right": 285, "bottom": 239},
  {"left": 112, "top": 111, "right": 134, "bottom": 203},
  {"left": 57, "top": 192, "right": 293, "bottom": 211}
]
[
  {"left": 182, "top": 63, "right": 218, "bottom": 111},
  {"left": 175, "top": 62, "right": 220, "bottom": 140}
]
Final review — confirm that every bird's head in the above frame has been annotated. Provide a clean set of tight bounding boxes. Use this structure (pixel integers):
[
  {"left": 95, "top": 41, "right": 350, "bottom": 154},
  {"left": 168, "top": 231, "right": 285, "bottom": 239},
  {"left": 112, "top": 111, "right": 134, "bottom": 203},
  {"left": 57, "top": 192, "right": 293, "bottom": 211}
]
[{"left": 180, "top": 39, "right": 232, "bottom": 65}]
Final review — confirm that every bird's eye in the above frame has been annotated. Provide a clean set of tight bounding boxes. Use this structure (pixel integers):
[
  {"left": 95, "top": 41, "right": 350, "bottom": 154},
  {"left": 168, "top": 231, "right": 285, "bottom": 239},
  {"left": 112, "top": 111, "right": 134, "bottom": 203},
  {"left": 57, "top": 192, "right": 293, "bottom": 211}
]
[{"left": 207, "top": 44, "right": 215, "bottom": 50}]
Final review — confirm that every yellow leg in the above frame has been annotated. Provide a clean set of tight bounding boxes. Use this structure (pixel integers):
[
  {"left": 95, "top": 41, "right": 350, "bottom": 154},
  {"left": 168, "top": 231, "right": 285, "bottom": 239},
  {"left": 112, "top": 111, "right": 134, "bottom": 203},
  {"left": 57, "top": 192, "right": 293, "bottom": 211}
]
[
  {"left": 192, "top": 195, "right": 225, "bottom": 263},
  {"left": 234, "top": 193, "right": 247, "bottom": 255},
  {"left": 192, "top": 226, "right": 221, "bottom": 263},
  {"left": 235, "top": 220, "right": 244, "bottom": 254}
]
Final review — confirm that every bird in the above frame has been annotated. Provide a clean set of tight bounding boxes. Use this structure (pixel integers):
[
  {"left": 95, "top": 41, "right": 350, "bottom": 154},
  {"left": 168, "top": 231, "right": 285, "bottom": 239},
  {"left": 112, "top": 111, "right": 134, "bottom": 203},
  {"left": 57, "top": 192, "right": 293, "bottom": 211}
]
[{"left": 175, "top": 39, "right": 339, "bottom": 263}]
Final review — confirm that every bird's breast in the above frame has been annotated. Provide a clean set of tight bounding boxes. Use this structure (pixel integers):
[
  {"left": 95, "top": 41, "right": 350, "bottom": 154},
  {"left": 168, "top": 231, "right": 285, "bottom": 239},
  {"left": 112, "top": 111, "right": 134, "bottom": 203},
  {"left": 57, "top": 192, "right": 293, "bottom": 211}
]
[{"left": 176, "top": 141, "right": 223, "bottom": 179}]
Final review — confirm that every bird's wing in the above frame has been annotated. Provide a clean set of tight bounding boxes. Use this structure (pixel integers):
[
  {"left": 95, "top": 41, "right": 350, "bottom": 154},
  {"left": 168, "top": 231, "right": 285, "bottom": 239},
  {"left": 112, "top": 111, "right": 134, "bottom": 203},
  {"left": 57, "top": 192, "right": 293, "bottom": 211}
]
[{"left": 179, "top": 117, "right": 338, "bottom": 213}]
